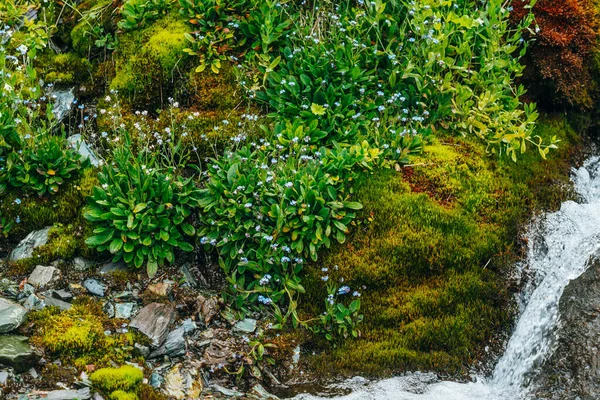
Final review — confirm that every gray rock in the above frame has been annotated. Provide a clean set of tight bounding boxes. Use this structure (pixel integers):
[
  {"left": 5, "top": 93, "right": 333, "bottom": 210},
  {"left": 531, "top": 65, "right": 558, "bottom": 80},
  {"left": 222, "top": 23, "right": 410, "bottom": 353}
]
[
  {"left": 0, "top": 297, "right": 27, "bottom": 333},
  {"left": 22, "top": 284, "right": 35, "bottom": 297},
  {"left": 28, "top": 265, "right": 60, "bottom": 288},
  {"left": 0, "top": 370, "right": 9, "bottom": 386},
  {"left": 44, "top": 296, "right": 71, "bottom": 311},
  {"left": 134, "top": 343, "right": 150, "bottom": 358},
  {"left": 149, "top": 326, "right": 186, "bottom": 359},
  {"left": 103, "top": 302, "right": 115, "bottom": 318},
  {"left": 23, "top": 294, "right": 45, "bottom": 311},
  {"left": 92, "top": 393, "right": 105, "bottom": 400},
  {"left": 210, "top": 384, "right": 243, "bottom": 397},
  {"left": 72, "top": 257, "right": 93, "bottom": 272},
  {"left": 113, "top": 291, "right": 134, "bottom": 300},
  {"left": 67, "top": 134, "right": 99, "bottom": 167},
  {"left": 129, "top": 303, "right": 175, "bottom": 347},
  {"left": 249, "top": 384, "right": 280, "bottom": 400},
  {"left": 99, "top": 261, "right": 128, "bottom": 275},
  {"left": 535, "top": 255, "right": 600, "bottom": 399},
  {"left": 0, "top": 279, "right": 19, "bottom": 300},
  {"left": 115, "top": 302, "right": 135, "bottom": 319},
  {"left": 83, "top": 278, "right": 105, "bottom": 297},
  {"left": 0, "top": 335, "right": 39, "bottom": 373},
  {"left": 46, "top": 387, "right": 91, "bottom": 400},
  {"left": 180, "top": 263, "right": 198, "bottom": 288},
  {"left": 150, "top": 371, "right": 164, "bottom": 388},
  {"left": 51, "top": 87, "right": 75, "bottom": 122},
  {"left": 52, "top": 289, "right": 73, "bottom": 301},
  {"left": 9, "top": 227, "right": 51, "bottom": 261},
  {"left": 233, "top": 318, "right": 257, "bottom": 334}
]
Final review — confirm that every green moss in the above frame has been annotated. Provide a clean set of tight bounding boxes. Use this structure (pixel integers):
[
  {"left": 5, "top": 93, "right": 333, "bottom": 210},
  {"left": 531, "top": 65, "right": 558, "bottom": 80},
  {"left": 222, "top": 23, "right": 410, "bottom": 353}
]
[
  {"left": 70, "top": 0, "right": 114, "bottom": 56},
  {"left": 109, "top": 391, "right": 139, "bottom": 400},
  {"left": 299, "top": 113, "right": 581, "bottom": 377},
  {"left": 110, "top": 13, "right": 190, "bottom": 107},
  {"left": 28, "top": 300, "right": 145, "bottom": 370},
  {"left": 184, "top": 62, "right": 240, "bottom": 110},
  {"left": 90, "top": 366, "right": 144, "bottom": 393},
  {"left": 39, "top": 53, "right": 92, "bottom": 85}
]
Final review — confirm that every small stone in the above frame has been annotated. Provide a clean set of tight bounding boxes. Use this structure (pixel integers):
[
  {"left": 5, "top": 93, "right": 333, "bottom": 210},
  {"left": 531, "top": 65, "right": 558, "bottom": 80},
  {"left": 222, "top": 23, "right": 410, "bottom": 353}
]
[
  {"left": 0, "top": 297, "right": 27, "bottom": 333},
  {"left": 0, "top": 370, "right": 9, "bottom": 386},
  {"left": 0, "top": 279, "right": 20, "bottom": 300},
  {"left": 150, "top": 372, "right": 164, "bottom": 388},
  {"left": 113, "top": 291, "right": 134, "bottom": 300},
  {"left": 164, "top": 365, "right": 185, "bottom": 399},
  {"left": 68, "top": 134, "right": 99, "bottom": 167},
  {"left": 23, "top": 294, "right": 45, "bottom": 311},
  {"left": 46, "top": 388, "right": 91, "bottom": 400},
  {"left": 52, "top": 87, "right": 75, "bottom": 121},
  {"left": 196, "top": 295, "right": 219, "bottom": 325},
  {"left": 149, "top": 326, "right": 186, "bottom": 359},
  {"left": 103, "top": 302, "right": 115, "bottom": 318},
  {"left": 52, "top": 289, "right": 73, "bottom": 301},
  {"left": 8, "top": 227, "right": 51, "bottom": 262},
  {"left": 0, "top": 335, "right": 39, "bottom": 373},
  {"left": 180, "top": 263, "right": 198, "bottom": 288},
  {"left": 28, "top": 266, "right": 60, "bottom": 288},
  {"left": 248, "top": 384, "right": 280, "bottom": 400},
  {"left": 203, "top": 339, "right": 234, "bottom": 366},
  {"left": 44, "top": 296, "right": 72, "bottom": 311},
  {"left": 115, "top": 302, "right": 135, "bottom": 319},
  {"left": 233, "top": 318, "right": 257, "bottom": 334},
  {"left": 210, "top": 384, "right": 243, "bottom": 397},
  {"left": 129, "top": 303, "right": 176, "bottom": 347},
  {"left": 147, "top": 282, "right": 172, "bottom": 297},
  {"left": 99, "top": 261, "right": 128, "bottom": 275},
  {"left": 134, "top": 343, "right": 150, "bottom": 358},
  {"left": 83, "top": 279, "right": 105, "bottom": 297},
  {"left": 92, "top": 393, "right": 105, "bottom": 400},
  {"left": 72, "top": 257, "right": 94, "bottom": 272}
]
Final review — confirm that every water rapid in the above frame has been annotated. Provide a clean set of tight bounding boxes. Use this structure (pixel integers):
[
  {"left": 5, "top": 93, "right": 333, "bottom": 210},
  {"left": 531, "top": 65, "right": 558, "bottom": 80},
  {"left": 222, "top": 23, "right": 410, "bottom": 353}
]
[{"left": 294, "top": 156, "right": 600, "bottom": 400}]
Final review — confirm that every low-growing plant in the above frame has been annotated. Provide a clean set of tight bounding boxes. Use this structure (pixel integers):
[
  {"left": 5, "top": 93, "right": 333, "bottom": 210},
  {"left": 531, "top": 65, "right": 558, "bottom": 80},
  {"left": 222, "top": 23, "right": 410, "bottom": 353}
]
[
  {"left": 312, "top": 283, "right": 363, "bottom": 346},
  {"left": 84, "top": 139, "right": 201, "bottom": 277},
  {"left": 118, "top": 0, "right": 173, "bottom": 31}
]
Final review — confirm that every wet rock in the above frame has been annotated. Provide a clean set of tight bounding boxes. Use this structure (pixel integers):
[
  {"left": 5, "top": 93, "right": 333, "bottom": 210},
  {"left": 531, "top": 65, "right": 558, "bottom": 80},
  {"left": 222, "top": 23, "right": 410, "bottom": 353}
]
[
  {"left": 44, "top": 296, "right": 72, "bottom": 311},
  {"left": 0, "top": 335, "right": 39, "bottom": 373},
  {"left": 196, "top": 295, "right": 219, "bottom": 325},
  {"left": 233, "top": 318, "right": 256, "bottom": 334},
  {"left": 535, "top": 255, "right": 600, "bottom": 399},
  {"left": 99, "top": 261, "right": 128, "bottom": 275},
  {"left": 129, "top": 303, "right": 175, "bottom": 347},
  {"left": 147, "top": 282, "right": 172, "bottom": 297},
  {"left": 23, "top": 294, "right": 45, "bottom": 311},
  {"left": 72, "top": 257, "right": 94, "bottom": 272},
  {"left": 0, "top": 297, "right": 27, "bottom": 333},
  {"left": 67, "top": 134, "right": 99, "bottom": 167},
  {"left": 51, "top": 87, "right": 75, "bottom": 122},
  {"left": 163, "top": 364, "right": 203, "bottom": 399},
  {"left": 9, "top": 227, "right": 51, "bottom": 261},
  {"left": 248, "top": 384, "right": 280, "bottom": 399},
  {"left": 28, "top": 265, "right": 60, "bottom": 288},
  {"left": 115, "top": 302, "right": 135, "bottom": 319},
  {"left": 46, "top": 388, "right": 92, "bottom": 399},
  {"left": 83, "top": 279, "right": 105, "bottom": 297},
  {"left": 52, "top": 289, "right": 73, "bottom": 302}
]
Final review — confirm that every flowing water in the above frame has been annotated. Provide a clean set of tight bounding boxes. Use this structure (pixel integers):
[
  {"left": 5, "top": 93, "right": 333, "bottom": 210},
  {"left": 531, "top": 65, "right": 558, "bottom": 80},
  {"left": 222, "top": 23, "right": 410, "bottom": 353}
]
[{"left": 294, "top": 156, "right": 600, "bottom": 400}]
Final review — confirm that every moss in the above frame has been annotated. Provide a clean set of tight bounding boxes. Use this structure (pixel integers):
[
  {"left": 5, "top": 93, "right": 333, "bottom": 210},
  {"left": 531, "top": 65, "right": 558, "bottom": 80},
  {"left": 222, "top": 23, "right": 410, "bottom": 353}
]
[
  {"left": 38, "top": 52, "right": 92, "bottom": 85},
  {"left": 109, "top": 391, "right": 139, "bottom": 400},
  {"left": 135, "top": 384, "right": 168, "bottom": 400},
  {"left": 28, "top": 299, "right": 145, "bottom": 370},
  {"left": 70, "top": 0, "right": 114, "bottom": 56},
  {"left": 183, "top": 62, "right": 240, "bottom": 110},
  {"left": 299, "top": 113, "right": 581, "bottom": 378},
  {"left": 110, "top": 13, "right": 190, "bottom": 108},
  {"left": 90, "top": 366, "right": 144, "bottom": 393}
]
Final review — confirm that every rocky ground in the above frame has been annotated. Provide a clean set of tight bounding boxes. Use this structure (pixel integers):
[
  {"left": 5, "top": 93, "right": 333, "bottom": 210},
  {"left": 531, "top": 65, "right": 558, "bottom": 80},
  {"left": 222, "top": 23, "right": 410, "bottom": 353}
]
[{"left": 0, "top": 226, "right": 299, "bottom": 399}]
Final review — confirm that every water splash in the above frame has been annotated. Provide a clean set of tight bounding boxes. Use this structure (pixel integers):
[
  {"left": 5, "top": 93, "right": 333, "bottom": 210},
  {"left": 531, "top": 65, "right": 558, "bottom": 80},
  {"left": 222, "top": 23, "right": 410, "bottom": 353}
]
[{"left": 293, "top": 156, "right": 600, "bottom": 400}]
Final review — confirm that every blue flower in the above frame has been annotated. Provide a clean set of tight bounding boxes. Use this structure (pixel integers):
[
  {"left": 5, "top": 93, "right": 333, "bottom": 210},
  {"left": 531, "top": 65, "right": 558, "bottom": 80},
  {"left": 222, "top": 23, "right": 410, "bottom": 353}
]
[
  {"left": 338, "top": 286, "right": 351, "bottom": 295},
  {"left": 258, "top": 295, "right": 272, "bottom": 305},
  {"left": 281, "top": 256, "right": 290, "bottom": 263},
  {"left": 14, "top": 198, "right": 21, "bottom": 205}
]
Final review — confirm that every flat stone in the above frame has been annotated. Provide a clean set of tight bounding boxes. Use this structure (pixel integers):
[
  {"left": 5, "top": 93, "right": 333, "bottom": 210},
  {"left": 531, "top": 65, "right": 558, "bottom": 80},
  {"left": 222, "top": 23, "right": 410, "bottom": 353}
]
[
  {"left": 83, "top": 279, "right": 105, "bottom": 297},
  {"left": 72, "top": 257, "right": 94, "bottom": 272},
  {"left": 9, "top": 227, "right": 51, "bottom": 261},
  {"left": 163, "top": 364, "right": 203, "bottom": 399},
  {"left": 115, "top": 302, "right": 135, "bottom": 319},
  {"left": 23, "top": 294, "right": 45, "bottom": 311},
  {"left": 46, "top": 387, "right": 92, "bottom": 399},
  {"left": 67, "top": 134, "right": 99, "bottom": 167},
  {"left": 28, "top": 266, "right": 60, "bottom": 288},
  {"left": 147, "top": 282, "right": 172, "bottom": 297},
  {"left": 129, "top": 303, "right": 175, "bottom": 347},
  {"left": 0, "top": 297, "right": 27, "bottom": 333},
  {"left": 44, "top": 297, "right": 71, "bottom": 311},
  {"left": 0, "top": 335, "right": 39, "bottom": 373},
  {"left": 149, "top": 326, "right": 186, "bottom": 359},
  {"left": 233, "top": 318, "right": 257, "bottom": 334},
  {"left": 99, "top": 261, "right": 128, "bottom": 275},
  {"left": 52, "top": 289, "right": 73, "bottom": 301}
]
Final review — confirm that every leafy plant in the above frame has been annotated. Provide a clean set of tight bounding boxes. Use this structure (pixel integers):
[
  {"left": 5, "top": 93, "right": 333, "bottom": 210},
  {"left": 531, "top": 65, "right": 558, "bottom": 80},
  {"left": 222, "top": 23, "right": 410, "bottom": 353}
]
[
  {"left": 84, "top": 142, "right": 201, "bottom": 277},
  {"left": 312, "top": 283, "right": 363, "bottom": 346},
  {"left": 118, "top": 0, "right": 173, "bottom": 31}
]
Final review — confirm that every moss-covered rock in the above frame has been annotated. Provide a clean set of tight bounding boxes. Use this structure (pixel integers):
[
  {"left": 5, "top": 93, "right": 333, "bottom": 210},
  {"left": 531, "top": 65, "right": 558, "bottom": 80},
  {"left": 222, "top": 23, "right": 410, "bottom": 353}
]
[
  {"left": 298, "top": 113, "right": 582, "bottom": 377},
  {"left": 37, "top": 52, "right": 92, "bottom": 85},
  {"left": 70, "top": 0, "right": 115, "bottom": 56},
  {"left": 90, "top": 365, "right": 144, "bottom": 393},
  {"left": 109, "top": 390, "right": 139, "bottom": 400},
  {"left": 110, "top": 13, "right": 190, "bottom": 109}
]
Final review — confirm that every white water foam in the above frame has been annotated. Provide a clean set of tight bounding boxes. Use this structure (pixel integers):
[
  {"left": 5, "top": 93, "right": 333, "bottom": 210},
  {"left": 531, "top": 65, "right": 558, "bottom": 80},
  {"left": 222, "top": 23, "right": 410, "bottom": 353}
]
[{"left": 294, "top": 156, "right": 600, "bottom": 400}]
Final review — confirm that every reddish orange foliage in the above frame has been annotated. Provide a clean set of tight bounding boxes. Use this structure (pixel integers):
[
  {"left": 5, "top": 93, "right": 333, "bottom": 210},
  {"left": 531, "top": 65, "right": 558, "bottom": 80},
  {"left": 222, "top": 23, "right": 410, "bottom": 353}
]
[{"left": 511, "top": 0, "right": 599, "bottom": 108}]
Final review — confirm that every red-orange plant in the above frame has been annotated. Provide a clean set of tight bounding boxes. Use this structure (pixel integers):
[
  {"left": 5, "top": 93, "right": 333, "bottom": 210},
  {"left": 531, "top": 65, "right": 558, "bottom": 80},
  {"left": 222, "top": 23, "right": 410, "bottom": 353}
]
[{"left": 511, "top": 0, "right": 599, "bottom": 109}]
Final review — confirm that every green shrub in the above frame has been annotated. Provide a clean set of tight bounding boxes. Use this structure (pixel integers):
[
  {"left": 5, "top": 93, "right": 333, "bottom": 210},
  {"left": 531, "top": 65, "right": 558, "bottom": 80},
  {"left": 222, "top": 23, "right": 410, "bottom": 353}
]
[{"left": 84, "top": 141, "right": 200, "bottom": 277}]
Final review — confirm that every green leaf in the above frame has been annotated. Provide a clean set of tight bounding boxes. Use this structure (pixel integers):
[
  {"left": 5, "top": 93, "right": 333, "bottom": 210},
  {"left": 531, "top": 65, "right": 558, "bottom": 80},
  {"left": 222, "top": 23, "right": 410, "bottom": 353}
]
[
  {"left": 182, "top": 223, "right": 196, "bottom": 236},
  {"left": 178, "top": 241, "right": 194, "bottom": 252},
  {"left": 109, "top": 238, "right": 123, "bottom": 254},
  {"left": 147, "top": 260, "right": 158, "bottom": 278},
  {"left": 311, "top": 103, "right": 326, "bottom": 116},
  {"left": 133, "top": 203, "right": 147, "bottom": 213},
  {"left": 343, "top": 201, "right": 363, "bottom": 210}
]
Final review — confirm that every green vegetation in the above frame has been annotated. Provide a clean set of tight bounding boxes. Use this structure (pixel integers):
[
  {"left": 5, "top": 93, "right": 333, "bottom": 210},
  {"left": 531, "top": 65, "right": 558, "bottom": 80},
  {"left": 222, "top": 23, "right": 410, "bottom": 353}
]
[{"left": 90, "top": 365, "right": 144, "bottom": 393}]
